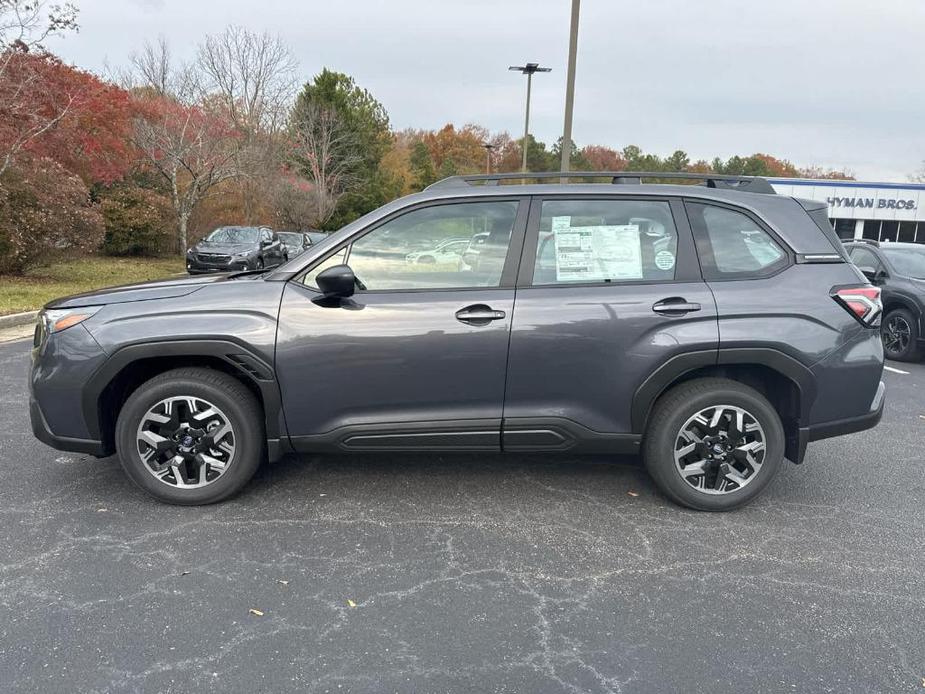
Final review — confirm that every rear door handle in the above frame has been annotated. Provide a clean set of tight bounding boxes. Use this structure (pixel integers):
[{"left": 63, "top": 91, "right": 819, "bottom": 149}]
[
  {"left": 652, "top": 298, "right": 702, "bottom": 315},
  {"left": 455, "top": 304, "right": 506, "bottom": 325}
]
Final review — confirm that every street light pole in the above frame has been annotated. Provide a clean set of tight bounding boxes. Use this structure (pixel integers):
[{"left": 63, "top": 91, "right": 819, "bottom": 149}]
[
  {"left": 482, "top": 143, "right": 496, "bottom": 173},
  {"left": 509, "top": 62, "right": 551, "bottom": 173},
  {"left": 560, "top": 0, "right": 581, "bottom": 174}
]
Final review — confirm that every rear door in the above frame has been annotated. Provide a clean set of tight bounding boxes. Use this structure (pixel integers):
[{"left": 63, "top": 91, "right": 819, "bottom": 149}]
[{"left": 502, "top": 196, "right": 719, "bottom": 450}]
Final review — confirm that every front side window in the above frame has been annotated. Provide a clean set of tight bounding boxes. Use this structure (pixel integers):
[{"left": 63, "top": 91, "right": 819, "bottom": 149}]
[
  {"left": 532, "top": 199, "right": 679, "bottom": 285},
  {"left": 340, "top": 201, "right": 519, "bottom": 290},
  {"left": 687, "top": 203, "right": 787, "bottom": 278}
]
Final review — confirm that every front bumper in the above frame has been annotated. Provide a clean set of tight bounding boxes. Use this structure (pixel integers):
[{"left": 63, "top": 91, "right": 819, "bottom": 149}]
[
  {"left": 30, "top": 396, "right": 106, "bottom": 456},
  {"left": 186, "top": 256, "right": 253, "bottom": 274}
]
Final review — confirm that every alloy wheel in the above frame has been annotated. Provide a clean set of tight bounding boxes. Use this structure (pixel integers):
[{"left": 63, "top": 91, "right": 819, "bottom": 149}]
[
  {"left": 882, "top": 315, "right": 911, "bottom": 356},
  {"left": 673, "top": 404, "right": 766, "bottom": 495},
  {"left": 135, "top": 396, "right": 236, "bottom": 489}
]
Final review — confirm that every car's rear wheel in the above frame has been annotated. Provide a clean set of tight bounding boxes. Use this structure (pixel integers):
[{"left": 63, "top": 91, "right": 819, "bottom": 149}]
[
  {"left": 115, "top": 367, "right": 264, "bottom": 505},
  {"left": 881, "top": 308, "right": 921, "bottom": 362},
  {"left": 643, "top": 378, "right": 784, "bottom": 511},
  {"left": 255, "top": 257, "right": 264, "bottom": 270}
]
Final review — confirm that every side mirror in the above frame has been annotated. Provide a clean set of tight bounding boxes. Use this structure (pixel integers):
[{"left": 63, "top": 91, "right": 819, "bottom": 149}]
[
  {"left": 316, "top": 264, "right": 356, "bottom": 298},
  {"left": 858, "top": 266, "right": 877, "bottom": 282}
]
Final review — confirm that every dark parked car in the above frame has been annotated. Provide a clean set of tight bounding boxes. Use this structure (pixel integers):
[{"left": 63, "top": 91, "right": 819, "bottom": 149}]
[
  {"left": 844, "top": 240, "right": 925, "bottom": 361},
  {"left": 277, "top": 231, "right": 311, "bottom": 258},
  {"left": 186, "top": 226, "right": 287, "bottom": 274},
  {"left": 31, "top": 172, "right": 884, "bottom": 510}
]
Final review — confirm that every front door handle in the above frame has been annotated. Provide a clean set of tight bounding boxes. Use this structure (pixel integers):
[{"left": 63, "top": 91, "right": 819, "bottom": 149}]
[
  {"left": 652, "top": 298, "right": 702, "bottom": 315},
  {"left": 455, "top": 304, "right": 506, "bottom": 325}
]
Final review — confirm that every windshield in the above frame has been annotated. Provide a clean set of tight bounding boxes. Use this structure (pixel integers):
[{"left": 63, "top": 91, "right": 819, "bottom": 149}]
[
  {"left": 277, "top": 232, "right": 303, "bottom": 245},
  {"left": 205, "top": 227, "right": 259, "bottom": 244},
  {"left": 882, "top": 246, "right": 925, "bottom": 279}
]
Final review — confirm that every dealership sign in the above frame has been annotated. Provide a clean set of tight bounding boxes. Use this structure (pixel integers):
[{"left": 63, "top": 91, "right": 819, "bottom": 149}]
[{"left": 827, "top": 196, "right": 917, "bottom": 210}]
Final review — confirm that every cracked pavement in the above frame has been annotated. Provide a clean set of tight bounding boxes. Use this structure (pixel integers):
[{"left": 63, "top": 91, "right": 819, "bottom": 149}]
[{"left": 1, "top": 337, "right": 924, "bottom": 693}]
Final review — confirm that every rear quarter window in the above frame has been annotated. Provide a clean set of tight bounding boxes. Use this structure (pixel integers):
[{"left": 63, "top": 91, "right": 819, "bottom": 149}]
[{"left": 686, "top": 202, "right": 789, "bottom": 280}]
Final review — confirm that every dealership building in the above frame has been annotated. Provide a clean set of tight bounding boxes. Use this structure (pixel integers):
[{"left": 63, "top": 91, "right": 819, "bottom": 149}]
[{"left": 769, "top": 178, "right": 925, "bottom": 244}]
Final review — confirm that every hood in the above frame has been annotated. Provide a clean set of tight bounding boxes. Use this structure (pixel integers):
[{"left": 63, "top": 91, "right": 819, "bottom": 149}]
[
  {"left": 45, "top": 272, "right": 236, "bottom": 309},
  {"left": 192, "top": 241, "right": 257, "bottom": 254}
]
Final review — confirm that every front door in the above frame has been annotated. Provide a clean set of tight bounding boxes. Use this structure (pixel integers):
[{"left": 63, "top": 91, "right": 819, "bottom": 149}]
[
  {"left": 502, "top": 196, "right": 719, "bottom": 451},
  {"left": 276, "top": 198, "right": 527, "bottom": 451}
]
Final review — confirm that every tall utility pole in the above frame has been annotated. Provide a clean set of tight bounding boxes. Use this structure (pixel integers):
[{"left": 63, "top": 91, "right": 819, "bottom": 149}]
[
  {"left": 482, "top": 143, "right": 496, "bottom": 173},
  {"left": 509, "top": 62, "right": 551, "bottom": 173},
  {"left": 560, "top": 0, "right": 581, "bottom": 174}
]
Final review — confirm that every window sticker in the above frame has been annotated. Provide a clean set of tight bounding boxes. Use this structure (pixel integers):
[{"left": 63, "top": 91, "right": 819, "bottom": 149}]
[
  {"left": 552, "top": 217, "right": 642, "bottom": 282},
  {"left": 655, "top": 249, "right": 675, "bottom": 271}
]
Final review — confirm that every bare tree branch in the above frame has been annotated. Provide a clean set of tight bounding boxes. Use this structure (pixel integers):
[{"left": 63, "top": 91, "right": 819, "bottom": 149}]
[{"left": 290, "top": 103, "right": 361, "bottom": 227}]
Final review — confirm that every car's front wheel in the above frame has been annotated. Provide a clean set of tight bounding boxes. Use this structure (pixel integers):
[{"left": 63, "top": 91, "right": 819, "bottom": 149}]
[
  {"left": 643, "top": 378, "right": 784, "bottom": 511},
  {"left": 114, "top": 367, "right": 264, "bottom": 505},
  {"left": 881, "top": 308, "right": 922, "bottom": 362}
]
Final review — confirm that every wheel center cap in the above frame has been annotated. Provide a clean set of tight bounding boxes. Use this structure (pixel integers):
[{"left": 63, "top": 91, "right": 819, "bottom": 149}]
[
  {"left": 179, "top": 434, "right": 195, "bottom": 452},
  {"left": 712, "top": 443, "right": 725, "bottom": 455}
]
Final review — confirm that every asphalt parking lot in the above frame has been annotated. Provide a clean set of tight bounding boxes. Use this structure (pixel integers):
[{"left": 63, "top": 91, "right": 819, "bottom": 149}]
[{"left": 1, "top": 335, "right": 924, "bottom": 694}]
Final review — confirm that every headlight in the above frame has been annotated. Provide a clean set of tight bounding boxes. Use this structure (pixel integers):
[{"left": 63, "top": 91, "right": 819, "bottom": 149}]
[
  {"left": 41, "top": 306, "right": 101, "bottom": 334},
  {"left": 233, "top": 251, "right": 255, "bottom": 259}
]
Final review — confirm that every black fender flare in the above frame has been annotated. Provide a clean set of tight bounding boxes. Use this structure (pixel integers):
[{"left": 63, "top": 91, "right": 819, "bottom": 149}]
[
  {"left": 82, "top": 339, "right": 285, "bottom": 443},
  {"left": 631, "top": 347, "right": 817, "bottom": 434}
]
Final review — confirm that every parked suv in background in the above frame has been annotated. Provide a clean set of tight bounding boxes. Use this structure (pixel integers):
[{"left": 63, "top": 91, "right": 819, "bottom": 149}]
[
  {"left": 844, "top": 240, "right": 925, "bottom": 361},
  {"left": 30, "top": 172, "right": 884, "bottom": 511},
  {"left": 186, "top": 226, "right": 287, "bottom": 274}
]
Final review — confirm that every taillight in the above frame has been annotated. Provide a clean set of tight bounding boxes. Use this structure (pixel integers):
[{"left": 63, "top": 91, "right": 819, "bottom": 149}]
[{"left": 832, "top": 286, "right": 882, "bottom": 326}]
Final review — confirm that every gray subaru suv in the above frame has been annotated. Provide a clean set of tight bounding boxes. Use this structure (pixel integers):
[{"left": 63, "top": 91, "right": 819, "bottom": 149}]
[{"left": 29, "top": 172, "right": 885, "bottom": 511}]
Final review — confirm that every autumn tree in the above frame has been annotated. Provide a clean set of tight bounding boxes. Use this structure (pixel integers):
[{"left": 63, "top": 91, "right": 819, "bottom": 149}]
[
  {"left": 129, "top": 39, "right": 241, "bottom": 252},
  {"left": 0, "top": 0, "right": 78, "bottom": 176},
  {"left": 197, "top": 25, "right": 297, "bottom": 221},
  {"left": 0, "top": 156, "right": 103, "bottom": 273},
  {"left": 579, "top": 145, "right": 627, "bottom": 172},
  {"left": 0, "top": 53, "right": 133, "bottom": 184}
]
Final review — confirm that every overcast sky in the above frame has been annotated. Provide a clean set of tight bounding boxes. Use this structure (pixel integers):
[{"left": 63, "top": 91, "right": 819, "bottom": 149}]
[{"left": 48, "top": 0, "right": 925, "bottom": 181}]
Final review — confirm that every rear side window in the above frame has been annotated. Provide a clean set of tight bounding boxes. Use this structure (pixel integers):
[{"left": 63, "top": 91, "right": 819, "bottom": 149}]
[
  {"left": 532, "top": 199, "right": 679, "bottom": 285},
  {"left": 687, "top": 203, "right": 788, "bottom": 279}
]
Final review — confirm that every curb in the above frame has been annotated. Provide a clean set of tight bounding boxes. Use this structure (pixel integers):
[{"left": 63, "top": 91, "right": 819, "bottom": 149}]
[{"left": 0, "top": 310, "right": 38, "bottom": 329}]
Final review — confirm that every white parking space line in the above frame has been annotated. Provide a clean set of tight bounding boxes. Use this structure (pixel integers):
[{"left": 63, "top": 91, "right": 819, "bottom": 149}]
[{"left": 884, "top": 365, "right": 910, "bottom": 375}]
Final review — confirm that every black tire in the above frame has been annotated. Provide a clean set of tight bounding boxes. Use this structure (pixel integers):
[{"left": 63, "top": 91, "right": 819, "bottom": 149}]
[
  {"left": 881, "top": 308, "right": 922, "bottom": 362},
  {"left": 417, "top": 255, "right": 436, "bottom": 264},
  {"left": 642, "top": 377, "right": 785, "bottom": 511},
  {"left": 255, "top": 257, "right": 265, "bottom": 270},
  {"left": 114, "top": 367, "right": 264, "bottom": 505}
]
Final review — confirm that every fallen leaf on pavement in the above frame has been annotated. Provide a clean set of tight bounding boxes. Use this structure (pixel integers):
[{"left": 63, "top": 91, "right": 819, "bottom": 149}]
[
  {"left": 249, "top": 608, "right": 264, "bottom": 617},
  {"left": 180, "top": 571, "right": 191, "bottom": 577},
  {"left": 277, "top": 579, "right": 289, "bottom": 586},
  {"left": 627, "top": 491, "right": 639, "bottom": 497},
  {"left": 347, "top": 599, "right": 356, "bottom": 608}
]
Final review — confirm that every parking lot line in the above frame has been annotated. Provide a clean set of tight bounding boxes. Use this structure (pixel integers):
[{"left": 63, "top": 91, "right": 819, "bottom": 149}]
[{"left": 883, "top": 365, "right": 910, "bottom": 375}]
